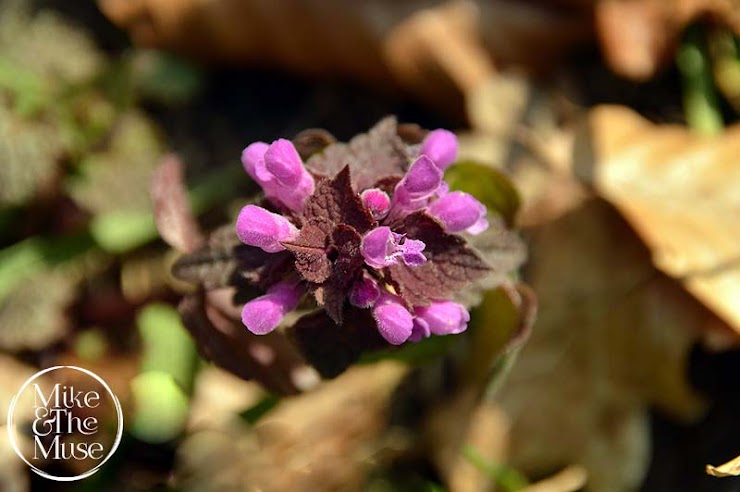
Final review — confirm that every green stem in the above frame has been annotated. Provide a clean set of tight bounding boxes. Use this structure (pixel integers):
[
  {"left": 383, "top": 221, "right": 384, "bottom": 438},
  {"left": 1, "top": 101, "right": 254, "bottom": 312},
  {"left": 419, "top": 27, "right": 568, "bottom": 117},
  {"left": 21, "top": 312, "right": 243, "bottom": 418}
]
[
  {"left": 463, "top": 445, "right": 529, "bottom": 492},
  {"left": 677, "top": 26, "right": 724, "bottom": 135}
]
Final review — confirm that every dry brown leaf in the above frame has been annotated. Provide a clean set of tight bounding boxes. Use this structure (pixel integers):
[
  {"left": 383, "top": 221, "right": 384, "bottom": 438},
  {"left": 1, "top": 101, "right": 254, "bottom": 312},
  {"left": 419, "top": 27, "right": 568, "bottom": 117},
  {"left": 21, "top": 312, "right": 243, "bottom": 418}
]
[
  {"left": 176, "top": 361, "right": 409, "bottom": 492},
  {"left": 496, "top": 198, "right": 712, "bottom": 492},
  {"left": 706, "top": 454, "right": 740, "bottom": 477},
  {"left": 520, "top": 465, "right": 588, "bottom": 492},
  {"left": 574, "top": 105, "right": 740, "bottom": 336},
  {"left": 98, "top": 0, "right": 740, "bottom": 104},
  {"left": 596, "top": 0, "right": 740, "bottom": 80},
  {"left": 0, "top": 355, "right": 55, "bottom": 492},
  {"left": 97, "top": 0, "right": 592, "bottom": 111}
]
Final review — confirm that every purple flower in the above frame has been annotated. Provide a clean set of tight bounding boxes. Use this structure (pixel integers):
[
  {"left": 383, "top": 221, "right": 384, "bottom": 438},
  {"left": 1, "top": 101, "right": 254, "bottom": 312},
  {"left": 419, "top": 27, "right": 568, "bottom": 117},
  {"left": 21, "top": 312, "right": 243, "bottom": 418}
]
[
  {"left": 231, "top": 121, "right": 492, "bottom": 350},
  {"left": 241, "top": 282, "right": 304, "bottom": 335},
  {"left": 414, "top": 301, "right": 470, "bottom": 336},
  {"left": 427, "top": 191, "right": 489, "bottom": 235},
  {"left": 236, "top": 204, "right": 298, "bottom": 252},
  {"left": 241, "top": 142, "right": 271, "bottom": 183},
  {"left": 372, "top": 293, "right": 414, "bottom": 345},
  {"left": 360, "top": 188, "right": 391, "bottom": 220},
  {"left": 349, "top": 274, "right": 381, "bottom": 308},
  {"left": 408, "top": 317, "right": 431, "bottom": 343},
  {"left": 361, "top": 226, "right": 427, "bottom": 269},
  {"left": 393, "top": 155, "right": 443, "bottom": 207},
  {"left": 241, "top": 139, "right": 314, "bottom": 211},
  {"left": 420, "top": 129, "right": 458, "bottom": 170}
]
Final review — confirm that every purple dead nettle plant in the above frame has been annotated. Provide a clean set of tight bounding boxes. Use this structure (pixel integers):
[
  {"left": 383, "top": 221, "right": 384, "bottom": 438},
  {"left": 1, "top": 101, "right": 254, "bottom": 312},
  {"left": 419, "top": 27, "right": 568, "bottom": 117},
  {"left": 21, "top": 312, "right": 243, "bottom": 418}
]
[
  {"left": 235, "top": 125, "right": 489, "bottom": 346},
  {"left": 164, "top": 118, "right": 521, "bottom": 383}
]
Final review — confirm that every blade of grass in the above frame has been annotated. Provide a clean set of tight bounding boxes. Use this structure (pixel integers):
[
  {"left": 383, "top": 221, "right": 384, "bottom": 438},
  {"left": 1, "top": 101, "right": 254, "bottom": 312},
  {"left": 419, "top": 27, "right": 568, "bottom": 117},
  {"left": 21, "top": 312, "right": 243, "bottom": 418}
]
[{"left": 677, "top": 25, "right": 724, "bottom": 135}]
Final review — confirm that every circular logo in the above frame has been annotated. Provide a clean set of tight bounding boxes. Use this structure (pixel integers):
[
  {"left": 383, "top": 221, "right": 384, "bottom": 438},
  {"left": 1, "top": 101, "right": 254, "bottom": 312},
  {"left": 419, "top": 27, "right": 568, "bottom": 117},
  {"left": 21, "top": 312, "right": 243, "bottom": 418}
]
[{"left": 7, "top": 366, "right": 123, "bottom": 481}]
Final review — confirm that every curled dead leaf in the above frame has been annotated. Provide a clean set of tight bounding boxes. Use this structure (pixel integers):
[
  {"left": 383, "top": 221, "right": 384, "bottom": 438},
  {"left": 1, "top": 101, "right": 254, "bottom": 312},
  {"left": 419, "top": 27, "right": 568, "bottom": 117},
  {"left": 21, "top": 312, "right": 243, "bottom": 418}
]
[
  {"left": 575, "top": 105, "right": 740, "bottom": 336},
  {"left": 706, "top": 454, "right": 740, "bottom": 477}
]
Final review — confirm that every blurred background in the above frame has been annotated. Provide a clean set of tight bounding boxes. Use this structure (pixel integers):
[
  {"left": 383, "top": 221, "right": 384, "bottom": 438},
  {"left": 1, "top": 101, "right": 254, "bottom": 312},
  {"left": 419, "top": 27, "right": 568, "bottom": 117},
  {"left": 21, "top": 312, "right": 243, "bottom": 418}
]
[{"left": 1, "top": 0, "right": 739, "bottom": 491}]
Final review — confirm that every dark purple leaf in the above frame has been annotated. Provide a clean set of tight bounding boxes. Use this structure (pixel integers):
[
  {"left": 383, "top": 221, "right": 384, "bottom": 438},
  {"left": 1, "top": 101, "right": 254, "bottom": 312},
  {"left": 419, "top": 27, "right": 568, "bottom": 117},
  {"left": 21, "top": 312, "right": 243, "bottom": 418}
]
[
  {"left": 283, "top": 222, "right": 332, "bottom": 283},
  {"left": 173, "top": 225, "right": 292, "bottom": 290},
  {"left": 178, "top": 290, "right": 306, "bottom": 395},
  {"left": 301, "top": 166, "right": 375, "bottom": 234},
  {"left": 313, "top": 224, "right": 365, "bottom": 324},
  {"left": 287, "top": 308, "right": 386, "bottom": 378},
  {"left": 389, "top": 212, "right": 491, "bottom": 306},
  {"left": 305, "top": 117, "right": 412, "bottom": 191}
]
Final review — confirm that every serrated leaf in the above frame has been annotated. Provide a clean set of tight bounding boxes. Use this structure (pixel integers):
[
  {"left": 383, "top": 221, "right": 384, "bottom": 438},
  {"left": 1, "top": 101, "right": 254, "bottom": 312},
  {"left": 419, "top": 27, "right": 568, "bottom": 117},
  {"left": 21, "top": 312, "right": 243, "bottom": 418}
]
[
  {"left": 305, "top": 117, "right": 411, "bottom": 191},
  {"left": 283, "top": 223, "right": 332, "bottom": 283},
  {"left": 301, "top": 166, "right": 375, "bottom": 233},
  {"left": 178, "top": 290, "right": 306, "bottom": 394},
  {"left": 389, "top": 212, "right": 491, "bottom": 306},
  {"left": 173, "top": 225, "right": 292, "bottom": 290}
]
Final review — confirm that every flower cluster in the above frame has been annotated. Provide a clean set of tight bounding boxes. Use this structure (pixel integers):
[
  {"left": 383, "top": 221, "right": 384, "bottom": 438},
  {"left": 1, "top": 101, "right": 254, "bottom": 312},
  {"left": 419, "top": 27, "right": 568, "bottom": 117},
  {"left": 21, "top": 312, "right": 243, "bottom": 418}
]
[{"left": 235, "top": 125, "right": 490, "bottom": 345}]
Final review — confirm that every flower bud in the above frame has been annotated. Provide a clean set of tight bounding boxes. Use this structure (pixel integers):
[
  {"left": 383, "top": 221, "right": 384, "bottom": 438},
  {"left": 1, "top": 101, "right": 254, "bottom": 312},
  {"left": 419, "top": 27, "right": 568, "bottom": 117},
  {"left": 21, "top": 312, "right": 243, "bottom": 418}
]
[
  {"left": 414, "top": 301, "right": 470, "bottom": 336},
  {"left": 360, "top": 188, "right": 391, "bottom": 220},
  {"left": 372, "top": 293, "right": 413, "bottom": 345},
  {"left": 420, "top": 129, "right": 458, "bottom": 170},
  {"left": 427, "top": 191, "right": 489, "bottom": 234},
  {"left": 394, "top": 155, "right": 442, "bottom": 205},
  {"left": 241, "top": 142, "right": 272, "bottom": 183},
  {"left": 264, "top": 139, "right": 306, "bottom": 188},
  {"left": 236, "top": 204, "right": 298, "bottom": 252},
  {"left": 241, "top": 282, "right": 304, "bottom": 335}
]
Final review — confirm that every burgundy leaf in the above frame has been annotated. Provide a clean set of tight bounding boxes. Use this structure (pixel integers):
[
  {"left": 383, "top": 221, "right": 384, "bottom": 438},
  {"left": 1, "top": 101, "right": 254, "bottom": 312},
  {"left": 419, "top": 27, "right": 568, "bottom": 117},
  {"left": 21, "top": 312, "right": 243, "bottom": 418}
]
[
  {"left": 283, "top": 222, "right": 332, "bottom": 283},
  {"left": 151, "top": 154, "right": 204, "bottom": 253},
  {"left": 305, "top": 117, "right": 412, "bottom": 191},
  {"left": 288, "top": 308, "right": 386, "bottom": 378},
  {"left": 389, "top": 212, "right": 492, "bottom": 306},
  {"left": 173, "top": 225, "right": 292, "bottom": 290},
  {"left": 314, "top": 224, "right": 365, "bottom": 324},
  {"left": 301, "top": 166, "right": 375, "bottom": 234},
  {"left": 178, "top": 290, "right": 306, "bottom": 395}
]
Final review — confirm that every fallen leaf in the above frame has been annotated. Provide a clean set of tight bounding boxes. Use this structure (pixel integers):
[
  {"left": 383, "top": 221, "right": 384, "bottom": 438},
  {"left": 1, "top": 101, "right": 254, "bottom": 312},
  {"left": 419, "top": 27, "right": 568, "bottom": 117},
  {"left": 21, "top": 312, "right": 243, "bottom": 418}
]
[
  {"left": 574, "top": 105, "right": 740, "bottom": 335},
  {"left": 706, "top": 454, "right": 740, "bottom": 477},
  {"left": 595, "top": 0, "right": 740, "bottom": 80},
  {"left": 176, "top": 361, "right": 409, "bottom": 492}
]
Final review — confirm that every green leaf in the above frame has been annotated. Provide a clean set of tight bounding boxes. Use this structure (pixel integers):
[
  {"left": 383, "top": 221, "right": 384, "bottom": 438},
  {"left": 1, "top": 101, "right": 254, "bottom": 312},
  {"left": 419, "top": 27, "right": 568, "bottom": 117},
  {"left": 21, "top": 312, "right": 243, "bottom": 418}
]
[
  {"left": 130, "top": 371, "right": 190, "bottom": 444},
  {"left": 90, "top": 210, "right": 156, "bottom": 254},
  {"left": 132, "top": 50, "right": 204, "bottom": 105},
  {"left": 464, "top": 285, "right": 535, "bottom": 395},
  {"left": 444, "top": 161, "right": 521, "bottom": 226},
  {"left": 137, "top": 303, "right": 198, "bottom": 393}
]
